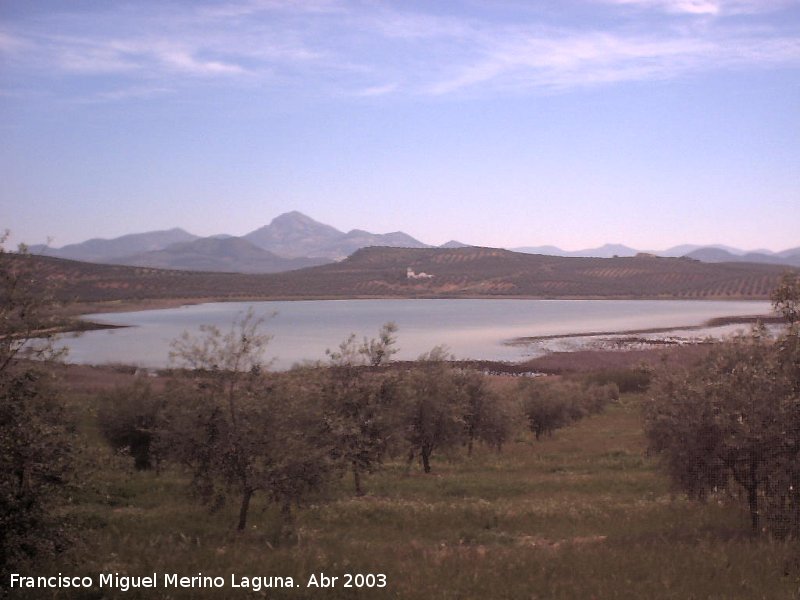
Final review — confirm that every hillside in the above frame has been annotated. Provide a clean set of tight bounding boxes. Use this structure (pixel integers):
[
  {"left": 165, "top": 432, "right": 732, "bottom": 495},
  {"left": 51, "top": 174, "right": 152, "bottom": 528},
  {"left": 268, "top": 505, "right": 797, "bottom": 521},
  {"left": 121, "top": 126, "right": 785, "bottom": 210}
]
[
  {"left": 108, "top": 237, "right": 330, "bottom": 273},
  {"left": 29, "top": 228, "right": 198, "bottom": 262},
  {"left": 27, "top": 210, "right": 797, "bottom": 269},
  {"left": 12, "top": 246, "right": 795, "bottom": 305},
  {"left": 684, "top": 247, "right": 800, "bottom": 267}
]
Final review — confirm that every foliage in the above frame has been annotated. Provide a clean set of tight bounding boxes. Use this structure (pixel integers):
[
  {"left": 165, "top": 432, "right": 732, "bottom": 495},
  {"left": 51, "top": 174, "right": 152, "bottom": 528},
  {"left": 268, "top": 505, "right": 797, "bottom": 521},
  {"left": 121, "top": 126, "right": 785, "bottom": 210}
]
[
  {"left": 398, "top": 347, "right": 466, "bottom": 473},
  {"left": 321, "top": 323, "right": 401, "bottom": 495},
  {"left": 455, "top": 369, "right": 515, "bottom": 455},
  {"left": 645, "top": 326, "right": 800, "bottom": 537},
  {"left": 519, "top": 379, "right": 619, "bottom": 440},
  {"left": 163, "top": 309, "right": 333, "bottom": 532},
  {"left": 583, "top": 366, "right": 651, "bottom": 393},
  {"left": 359, "top": 321, "right": 399, "bottom": 367},
  {"left": 0, "top": 234, "right": 73, "bottom": 580},
  {"left": 0, "top": 234, "right": 65, "bottom": 370},
  {"left": 20, "top": 379, "right": 800, "bottom": 600},
  {"left": 772, "top": 271, "right": 800, "bottom": 330},
  {"left": 97, "top": 379, "right": 163, "bottom": 471}
]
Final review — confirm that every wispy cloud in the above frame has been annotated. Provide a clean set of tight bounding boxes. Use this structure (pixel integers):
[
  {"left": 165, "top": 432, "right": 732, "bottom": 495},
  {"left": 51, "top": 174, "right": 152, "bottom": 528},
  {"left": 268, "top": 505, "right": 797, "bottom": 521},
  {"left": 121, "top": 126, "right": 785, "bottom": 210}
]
[
  {"left": 1, "top": 0, "right": 798, "bottom": 101},
  {"left": 82, "top": 85, "right": 173, "bottom": 104},
  {"left": 598, "top": 0, "right": 796, "bottom": 16},
  {"left": 352, "top": 83, "right": 399, "bottom": 97},
  {"left": 424, "top": 27, "right": 800, "bottom": 94}
]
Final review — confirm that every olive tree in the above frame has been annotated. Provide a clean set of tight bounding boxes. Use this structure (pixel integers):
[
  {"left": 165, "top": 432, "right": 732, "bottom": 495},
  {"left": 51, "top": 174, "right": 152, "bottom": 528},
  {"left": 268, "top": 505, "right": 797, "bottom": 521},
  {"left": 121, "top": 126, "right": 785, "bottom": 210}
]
[
  {"left": 163, "top": 309, "right": 333, "bottom": 532},
  {"left": 98, "top": 379, "right": 163, "bottom": 471},
  {"left": 519, "top": 379, "right": 619, "bottom": 441},
  {"left": 454, "top": 369, "right": 514, "bottom": 455},
  {"left": 772, "top": 271, "right": 800, "bottom": 330},
  {"left": 322, "top": 323, "right": 400, "bottom": 495},
  {"left": 399, "top": 347, "right": 466, "bottom": 473},
  {"left": 0, "top": 235, "right": 73, "bottom": 579},
  {"left": 645, "top": 326, "right": 800, "bottom": 536}
]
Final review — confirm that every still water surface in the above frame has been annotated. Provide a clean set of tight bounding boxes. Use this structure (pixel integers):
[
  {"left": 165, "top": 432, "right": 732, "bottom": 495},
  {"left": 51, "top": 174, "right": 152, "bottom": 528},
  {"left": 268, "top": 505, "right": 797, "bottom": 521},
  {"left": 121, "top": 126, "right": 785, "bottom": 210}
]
[{"left": 61, "top": 299, "right": 771, "bottom": 370}]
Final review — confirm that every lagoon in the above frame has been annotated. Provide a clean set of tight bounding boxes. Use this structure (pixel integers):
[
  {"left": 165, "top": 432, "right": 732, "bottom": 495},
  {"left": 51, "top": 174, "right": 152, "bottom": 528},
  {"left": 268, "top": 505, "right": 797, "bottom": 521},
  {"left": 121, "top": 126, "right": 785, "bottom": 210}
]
[{"left": 60, "top": 299, "right": 771, "bottom": 370}]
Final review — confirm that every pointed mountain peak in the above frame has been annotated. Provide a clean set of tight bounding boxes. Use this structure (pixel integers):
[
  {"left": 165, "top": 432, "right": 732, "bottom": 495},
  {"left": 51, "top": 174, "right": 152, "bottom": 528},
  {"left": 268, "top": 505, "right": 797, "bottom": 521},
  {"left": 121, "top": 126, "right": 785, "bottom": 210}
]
[{"left": 269, "top": 211, "right": 332, "bottom": 228}]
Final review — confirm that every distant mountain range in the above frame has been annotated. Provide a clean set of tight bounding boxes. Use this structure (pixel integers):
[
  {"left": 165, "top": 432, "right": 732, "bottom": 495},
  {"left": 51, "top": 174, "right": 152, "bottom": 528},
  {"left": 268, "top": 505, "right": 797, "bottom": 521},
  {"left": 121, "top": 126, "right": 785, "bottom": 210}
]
[
  {"left": 28, "top": 211, "right": 799, "bottom": 273},
  {"left": 243, "top": 211, "right": 430, "bottom": 259},
  {"left": 680, "top": 247, "right": 800, "bottom": 267},
  {"left": 30, "top": 211, "right": 433, "bottom": 273},
  {"left": 29, "top": 228, "right": 199, "bottom": 262},
  {"left": 107, "top": 237, "right": 329, "bottom": 274},
  {"left": 510, "top": 243, "right": 800, "bottom": 266}
]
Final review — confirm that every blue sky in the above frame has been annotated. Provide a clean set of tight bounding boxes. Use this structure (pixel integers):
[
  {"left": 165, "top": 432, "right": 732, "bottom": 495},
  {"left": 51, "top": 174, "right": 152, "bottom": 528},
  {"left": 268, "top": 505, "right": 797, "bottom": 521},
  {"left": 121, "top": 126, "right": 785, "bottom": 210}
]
[{"left": 1, "top": 0, "right": 798, "bottom": 251}]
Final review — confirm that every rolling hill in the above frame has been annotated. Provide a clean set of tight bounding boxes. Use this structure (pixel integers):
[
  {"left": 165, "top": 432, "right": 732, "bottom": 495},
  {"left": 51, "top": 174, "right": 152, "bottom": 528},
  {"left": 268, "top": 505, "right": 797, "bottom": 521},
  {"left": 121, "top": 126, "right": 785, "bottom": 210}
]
[
  {"left": 29, "top": 228, "right": 198, "bottom": 262},
  {"left": 684, "top": 247, "right": 800, "bottom": 267},
  {"left": 108, "top": 237, "right": 331, "bottom": 273},
  {"left": 12, "top": 246, "right": 796, "bottom": 305}
]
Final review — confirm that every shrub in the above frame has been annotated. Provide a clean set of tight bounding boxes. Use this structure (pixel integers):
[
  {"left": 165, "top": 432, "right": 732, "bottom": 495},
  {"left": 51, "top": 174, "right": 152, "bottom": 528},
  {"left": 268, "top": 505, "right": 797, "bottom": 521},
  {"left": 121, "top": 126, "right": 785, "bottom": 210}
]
[
  {"left": 519, "top": 379, "right": 619, "bottom": 441},
  {"left": 583, "top": 367, "right": 651, "bottom": 393},
  {"left": 0, "top": 236, "right": 74, "bottom": 579},
  {"left": 97, "top": 379, "right": 162, "bottom": 471},
  {"left": 645, "top": 326, "right": 800, "bottom": 537}
]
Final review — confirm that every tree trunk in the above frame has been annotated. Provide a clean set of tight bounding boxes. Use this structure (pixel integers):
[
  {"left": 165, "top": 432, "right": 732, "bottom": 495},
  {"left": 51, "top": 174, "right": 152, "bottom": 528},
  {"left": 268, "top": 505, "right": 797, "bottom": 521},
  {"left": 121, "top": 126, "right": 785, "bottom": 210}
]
[
  {"left": 792, "top": 470, "right": 800, "bottom": 537},
  {"left": 352, "top": 461, "right": 363, "bottom": 496},
  {"left": 421, "top": 446, "right": 432, "bottom": 474},
  {"left": 748, "top": 483, "right": 759, "bottom": 534},
  {"left": 405, "top": 449, "right": 415, "bottom": 474},
  {"left": 467, "top": 436, "right": 474, "bottom": 457},
  {"left": 748, "top": 457, "right": 760, "bottom": 534},
  {"left": 237, "top": 488, "right": 253, "bottom": 531},
  {"left": 280, "top": 501, "right": 294, "bottom": 540}
]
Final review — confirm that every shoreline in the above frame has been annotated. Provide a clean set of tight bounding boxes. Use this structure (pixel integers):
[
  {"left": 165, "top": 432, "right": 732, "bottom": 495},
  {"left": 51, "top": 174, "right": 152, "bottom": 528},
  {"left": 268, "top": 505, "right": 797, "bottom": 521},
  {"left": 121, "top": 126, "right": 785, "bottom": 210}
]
[
  {"left": 505, "top": 314, "right": 782, "bottom": 346},
  {"left": 48, "top": 298, "right": 782, "bottom": 372},
  {"left": 69, "top": 294, "right": 774, "bottom": 318},
  {"left": 61, "top": 297, "right": 778, "bottom": 344}
]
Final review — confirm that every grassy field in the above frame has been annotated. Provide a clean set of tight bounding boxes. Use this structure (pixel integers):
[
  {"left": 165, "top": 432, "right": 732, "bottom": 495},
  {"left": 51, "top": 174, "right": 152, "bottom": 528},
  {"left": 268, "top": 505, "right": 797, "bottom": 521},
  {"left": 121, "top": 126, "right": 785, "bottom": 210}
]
[{"left": 19, "top": 365, "right": 798, "bottom": 600}]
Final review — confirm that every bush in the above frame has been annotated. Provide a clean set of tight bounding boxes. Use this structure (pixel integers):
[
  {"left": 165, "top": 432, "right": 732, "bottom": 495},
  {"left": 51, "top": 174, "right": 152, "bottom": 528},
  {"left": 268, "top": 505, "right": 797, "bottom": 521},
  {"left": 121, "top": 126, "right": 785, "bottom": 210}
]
[
  {"left": 519, "top": 379, "right": 618, "bottom": 440},
  {"left": 97, "top": 379, "right": 163, "bottom": 470},
  {"left": 0, "top": 237, "right": 74, "bottom": 579},
  {"left": 645, "top": 327, "right": 800, "bottom": 537},
  {"left": 163, "top": 310, "right": 334, "bottom": 533},
  {"left": 583, "top": 367, "right": 651, "bottom": 393}
]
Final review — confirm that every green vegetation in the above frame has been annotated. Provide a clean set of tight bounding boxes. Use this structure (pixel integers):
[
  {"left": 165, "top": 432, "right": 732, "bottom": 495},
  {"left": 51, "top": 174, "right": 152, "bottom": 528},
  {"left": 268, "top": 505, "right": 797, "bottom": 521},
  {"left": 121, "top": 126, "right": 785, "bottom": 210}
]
[
  {"left": 519, "top": 379, "right": 619, "bottom": 440},
  {"left": 321, "top": 323, "right": 400, "bottom": 495},
  {"left": 17, "top": 375, "right": 800, "bottom": 599},
  {"left": 98, "top": 380, "right": 163, "bottom": 471},
  {"left": 163, "top": 309, "right": 334, "bottom": 533},
  {"left": 645, "top": 273, "right": 800, "bottom": 538},
  {"left": 5, "top": 248, "right": 800, "bottom": 598},
  {"left": 0, "top": 236, "right": 75, "bottom": 582}
]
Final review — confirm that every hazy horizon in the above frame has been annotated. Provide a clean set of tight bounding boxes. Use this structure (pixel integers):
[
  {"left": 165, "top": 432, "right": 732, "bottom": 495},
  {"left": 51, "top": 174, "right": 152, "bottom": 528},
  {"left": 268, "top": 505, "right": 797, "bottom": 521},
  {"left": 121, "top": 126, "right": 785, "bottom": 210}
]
[
  {"left": 14, "top": 210, "right": 798, "bottom": 255},
  {"left": 2, "top": 0, "right": 798, "bottom": 251}
]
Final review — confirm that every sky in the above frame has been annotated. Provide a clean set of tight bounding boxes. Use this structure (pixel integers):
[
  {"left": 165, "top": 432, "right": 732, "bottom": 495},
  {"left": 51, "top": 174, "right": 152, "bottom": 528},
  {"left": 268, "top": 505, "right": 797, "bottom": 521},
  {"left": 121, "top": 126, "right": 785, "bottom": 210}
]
[{"left": 1, "top": 0, "right": 798, "bottom": 252}]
